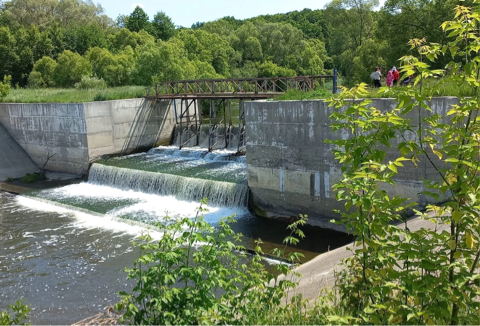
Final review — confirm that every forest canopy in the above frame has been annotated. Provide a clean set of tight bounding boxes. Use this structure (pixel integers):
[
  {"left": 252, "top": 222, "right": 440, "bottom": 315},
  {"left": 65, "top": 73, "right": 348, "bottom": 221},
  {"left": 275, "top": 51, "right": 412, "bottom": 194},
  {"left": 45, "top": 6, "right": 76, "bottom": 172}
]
[{"left": 0, "top": 0, "right": 468, "bottom": 88}]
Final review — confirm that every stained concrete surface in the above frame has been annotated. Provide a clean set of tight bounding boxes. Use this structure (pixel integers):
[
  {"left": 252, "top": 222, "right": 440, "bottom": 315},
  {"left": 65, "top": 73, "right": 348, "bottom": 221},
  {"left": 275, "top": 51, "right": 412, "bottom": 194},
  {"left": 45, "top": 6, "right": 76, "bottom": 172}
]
[
  {"left": 245, "top": 97, "right": 459, "bottom": 228},
  {"left": 0, "top": 99, "right": 177, "bottom": 175},
  {"left": 0, "top": 122, "right": 40, "bottom": 181}
]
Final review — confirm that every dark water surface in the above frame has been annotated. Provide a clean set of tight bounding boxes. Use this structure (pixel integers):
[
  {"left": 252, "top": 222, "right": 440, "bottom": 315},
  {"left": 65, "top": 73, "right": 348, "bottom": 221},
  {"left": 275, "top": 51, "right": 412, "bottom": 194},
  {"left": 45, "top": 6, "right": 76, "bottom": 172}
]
[{"left": 0, "top": 192, "right": 139, "bottom": 324}]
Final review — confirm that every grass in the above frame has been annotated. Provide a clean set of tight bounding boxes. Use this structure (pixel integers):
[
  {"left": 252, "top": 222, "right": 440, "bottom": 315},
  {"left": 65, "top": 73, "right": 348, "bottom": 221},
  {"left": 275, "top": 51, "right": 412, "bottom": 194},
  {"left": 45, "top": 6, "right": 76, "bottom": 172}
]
[
  {"left": 1, "top": 76, "right": 472, "bottom": 104},
  {"left": 272, "top": 76, "right": 475, "bottom": 101},
  {"left": 1, "top": 86, "right": 151, "bottom": 103}
]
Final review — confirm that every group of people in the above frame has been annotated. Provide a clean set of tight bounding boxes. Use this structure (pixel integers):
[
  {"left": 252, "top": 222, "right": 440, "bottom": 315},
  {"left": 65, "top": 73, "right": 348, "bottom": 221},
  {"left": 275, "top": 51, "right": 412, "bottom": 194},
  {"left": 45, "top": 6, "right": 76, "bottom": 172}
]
[{"left": 370, "top": 66, "right": 412, "bottom": 88}]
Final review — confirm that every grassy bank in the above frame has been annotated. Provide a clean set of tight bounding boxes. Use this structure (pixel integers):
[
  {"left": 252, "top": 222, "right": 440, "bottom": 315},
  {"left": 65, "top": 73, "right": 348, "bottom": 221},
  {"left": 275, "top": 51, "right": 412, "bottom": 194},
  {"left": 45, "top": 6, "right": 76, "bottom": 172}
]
[
  {"left": 274, "top": 77, "right": 474, "bottom": 101},
  {"left": 1, "top": 86, "right": 149, "bottom": 103}
]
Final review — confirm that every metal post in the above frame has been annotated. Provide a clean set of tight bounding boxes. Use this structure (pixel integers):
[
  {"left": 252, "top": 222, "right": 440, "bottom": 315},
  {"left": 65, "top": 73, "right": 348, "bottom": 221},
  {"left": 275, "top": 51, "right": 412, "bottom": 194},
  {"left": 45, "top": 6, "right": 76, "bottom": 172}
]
[
  {"left": 194, "top": 100, "right": 199, "bottom": 146},
  {"left": 238, "top": 99, "right": 245, "bottom": 153},
  {"left": 179, "top": 99, "right": 183, "bottom": 149},
  {"left": 224, "top": 100, "right": 227, "bottom": 148},
  {"left": 333, "top": 68, "right": 338, "bottom": 94}
]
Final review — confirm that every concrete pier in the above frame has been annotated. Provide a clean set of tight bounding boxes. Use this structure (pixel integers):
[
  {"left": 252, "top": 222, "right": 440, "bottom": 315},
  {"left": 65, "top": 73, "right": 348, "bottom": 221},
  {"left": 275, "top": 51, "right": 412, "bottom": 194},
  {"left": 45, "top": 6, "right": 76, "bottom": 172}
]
[
  {"left": 245, "top": 97, "right": 459, "bottom": 229},
  {"left": 0, "top": 99, "right": 177, "bottom": 176}
]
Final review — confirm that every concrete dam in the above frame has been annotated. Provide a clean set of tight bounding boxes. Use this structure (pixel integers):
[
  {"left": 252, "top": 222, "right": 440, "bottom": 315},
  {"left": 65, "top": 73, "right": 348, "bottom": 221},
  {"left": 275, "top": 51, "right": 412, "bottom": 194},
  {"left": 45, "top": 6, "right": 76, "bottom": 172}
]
[
  {"left": 0, "top": 97, "right": 458, "bottom": 228},
  {"left": 0, "top": 96, "right": 459, "bottom": 323}
]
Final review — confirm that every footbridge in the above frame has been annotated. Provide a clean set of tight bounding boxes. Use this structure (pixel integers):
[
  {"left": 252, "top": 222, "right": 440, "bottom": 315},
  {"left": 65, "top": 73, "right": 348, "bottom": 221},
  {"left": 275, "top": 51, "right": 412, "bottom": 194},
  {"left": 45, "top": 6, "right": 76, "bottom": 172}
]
[{"left": 145, "top": 74, "right": 338, "bottom": 152}]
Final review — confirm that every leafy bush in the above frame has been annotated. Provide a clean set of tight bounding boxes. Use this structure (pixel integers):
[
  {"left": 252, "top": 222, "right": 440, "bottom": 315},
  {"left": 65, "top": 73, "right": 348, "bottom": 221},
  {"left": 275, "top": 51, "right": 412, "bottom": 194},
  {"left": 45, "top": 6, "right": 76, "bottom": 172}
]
[
  {"left": 116, "top": 199, "right": 310, "bottom": 325},
  {"left": 93, "top": 93, "right": 107, "bottom": 101},
  {"left": 28, "top": 57, "right": 57, "bottom": 88},
  {"left": 0, "top": 300, "right": 30, "bottom": 325},
  {"left": 75, "top": 76, "right": 107, "bottom": 90},
  {"left": 20, "top": 172, "right": 46, "bottom": 183},
  {"left": 0, "top": 75, "right": 11, "bottom": 99},
  {"left": 53, "top": 50, "right": 92, "bottom": 87}
]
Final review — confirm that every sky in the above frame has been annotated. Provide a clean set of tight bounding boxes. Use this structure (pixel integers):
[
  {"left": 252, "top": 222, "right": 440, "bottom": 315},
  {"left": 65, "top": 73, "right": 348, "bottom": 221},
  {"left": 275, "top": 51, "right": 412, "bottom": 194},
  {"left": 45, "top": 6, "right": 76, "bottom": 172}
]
[{"left": 97, "top": 0, "right": 386, "bottom": 28}]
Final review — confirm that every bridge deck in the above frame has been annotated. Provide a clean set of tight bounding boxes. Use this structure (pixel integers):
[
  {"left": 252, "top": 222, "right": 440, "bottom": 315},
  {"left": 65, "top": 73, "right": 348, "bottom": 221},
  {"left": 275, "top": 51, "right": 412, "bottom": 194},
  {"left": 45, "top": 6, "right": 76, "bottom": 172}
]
[{"left": 147, "top": 74, "right": 337, "bottom": 100}]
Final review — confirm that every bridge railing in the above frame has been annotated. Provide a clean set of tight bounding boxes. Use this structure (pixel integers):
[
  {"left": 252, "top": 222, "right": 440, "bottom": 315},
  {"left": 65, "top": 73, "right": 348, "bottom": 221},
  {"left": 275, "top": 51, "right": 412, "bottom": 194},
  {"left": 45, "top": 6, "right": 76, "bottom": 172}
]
[{"left": 147, "top": 74, "right": 337, "bottom": 98}]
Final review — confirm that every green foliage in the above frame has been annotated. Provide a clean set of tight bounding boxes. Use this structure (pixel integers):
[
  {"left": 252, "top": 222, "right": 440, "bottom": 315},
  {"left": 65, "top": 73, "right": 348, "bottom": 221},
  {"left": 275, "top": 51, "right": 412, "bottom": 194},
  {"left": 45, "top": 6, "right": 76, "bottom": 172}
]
[
  {"left": 63, "top": 24, "right": 107, "bottom": 55},
  {"left": 53, "top": 50, "right": 92, "bottom": 87},
  {"left": 151, "top": 11, "right": 176, "bottom": 41},
  {"left": 177, "top": 29, "right": 234, "bottom": 76},
  {"left": 0, "top": 300, "right": 30, "bottom": 325},
  {"left": 0, "top": 0, "right": 112, "bottom": 29},
  {"left": 0, "top": 86, "right": 146, "bottom": 103},
  {"left": 87, "top": 46, "right": 135, "bottom": 86},
  {"left": 257, "top": 61, "right": 296, "bottom": 77},
  {"left": 126, "top": 6, "right": 152, "bottom": 34},
  {"left": 74, "top": 76, "right": 107, "bottom": 90},
  {"left": 20, "top": 172, "right": 46, "bottom": 183},
  {"left": 28, "top": 56, "right": 57, "bottom": 88},
  {"left": 0, "top": 75, "right": 11, "bottom": 99},
  {"left": 117, "top": 199, "right": 310, "bottom": 325},
  {"left": 325, "top": 3, "right": 480, "bottom": 324}
]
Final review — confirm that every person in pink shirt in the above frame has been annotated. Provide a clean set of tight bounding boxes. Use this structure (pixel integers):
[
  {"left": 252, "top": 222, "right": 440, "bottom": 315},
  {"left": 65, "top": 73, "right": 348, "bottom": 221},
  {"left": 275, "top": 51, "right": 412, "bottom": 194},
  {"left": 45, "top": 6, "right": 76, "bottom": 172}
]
[{"left": 386, "top": 69, "right": 394, "bottom": 87}]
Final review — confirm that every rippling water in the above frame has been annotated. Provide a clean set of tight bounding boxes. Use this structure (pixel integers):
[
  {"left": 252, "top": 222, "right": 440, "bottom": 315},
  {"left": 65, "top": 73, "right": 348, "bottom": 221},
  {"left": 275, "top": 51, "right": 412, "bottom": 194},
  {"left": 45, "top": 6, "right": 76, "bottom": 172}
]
[{"left": 0, "top": 192, "right": 140, "bottom": 324}]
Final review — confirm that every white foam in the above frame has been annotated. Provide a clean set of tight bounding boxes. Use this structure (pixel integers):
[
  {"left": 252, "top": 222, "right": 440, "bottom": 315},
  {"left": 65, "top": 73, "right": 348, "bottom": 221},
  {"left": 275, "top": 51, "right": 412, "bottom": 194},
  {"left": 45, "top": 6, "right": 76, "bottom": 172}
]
[
  {"left": 16, "top": 196, "right": 161, "bottom": 238},
  {"left": 17, "top": 183, "right": 249, "bottom": 235}
]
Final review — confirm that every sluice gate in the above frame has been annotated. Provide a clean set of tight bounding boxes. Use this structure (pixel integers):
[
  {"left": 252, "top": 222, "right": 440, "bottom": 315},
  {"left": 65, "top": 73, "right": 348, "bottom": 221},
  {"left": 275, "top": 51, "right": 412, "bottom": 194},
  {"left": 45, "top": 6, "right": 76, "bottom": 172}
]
[{"left": 145, "top": 74, "right": 338, "bottom": 153}]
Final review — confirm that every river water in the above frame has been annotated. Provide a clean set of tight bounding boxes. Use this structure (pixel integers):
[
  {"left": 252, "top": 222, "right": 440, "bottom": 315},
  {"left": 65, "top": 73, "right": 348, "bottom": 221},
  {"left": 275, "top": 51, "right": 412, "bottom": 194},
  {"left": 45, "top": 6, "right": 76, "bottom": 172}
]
[{"left": 0, "top": 146, "right": 352, "bottom": 324}]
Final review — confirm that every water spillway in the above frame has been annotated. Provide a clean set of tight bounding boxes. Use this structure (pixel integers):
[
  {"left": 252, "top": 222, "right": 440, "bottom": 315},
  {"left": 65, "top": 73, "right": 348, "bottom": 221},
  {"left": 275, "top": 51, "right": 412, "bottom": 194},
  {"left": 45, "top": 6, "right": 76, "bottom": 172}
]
[
  {"left": 28, "top": 146, "right": 250, "bottom": 225},
  {"left": 88, "top": 146, "right": 248, "bottom": 208}
]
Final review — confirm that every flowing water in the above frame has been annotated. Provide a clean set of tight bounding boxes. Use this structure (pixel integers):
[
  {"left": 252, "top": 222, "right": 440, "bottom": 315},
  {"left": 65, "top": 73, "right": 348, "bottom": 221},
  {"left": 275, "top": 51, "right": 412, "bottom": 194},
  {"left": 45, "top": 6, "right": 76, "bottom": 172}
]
[{"left": 0, "top": 146, "right": 353, "bottom": 324}]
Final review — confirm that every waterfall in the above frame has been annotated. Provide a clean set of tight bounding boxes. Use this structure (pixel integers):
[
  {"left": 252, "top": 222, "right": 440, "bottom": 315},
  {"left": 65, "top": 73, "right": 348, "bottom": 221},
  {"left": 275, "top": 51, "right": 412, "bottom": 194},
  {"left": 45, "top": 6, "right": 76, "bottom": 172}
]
[{"left": 88, "top": 163, "right": 248, "bottom": 208}]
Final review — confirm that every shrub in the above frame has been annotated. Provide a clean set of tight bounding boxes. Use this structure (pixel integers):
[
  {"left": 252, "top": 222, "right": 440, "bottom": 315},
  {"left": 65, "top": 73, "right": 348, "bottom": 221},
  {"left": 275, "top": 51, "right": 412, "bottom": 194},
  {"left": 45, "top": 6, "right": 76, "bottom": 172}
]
[
  {"left": 93, "top": 93, "right": 107, "bottom": 101},
  {"left": 0, "top": 300, "right": 30, "bottom": 325},
  {"left": 116, "top": 199, "right": 309, "bottom": 325},
  {"left": 74, "top": 76, "right": 107, "bottom": 90},
  {"left": 20, "top": 172, "right": 46, "bottom": 183},
  {"left": 53, "top": 50, "right": 92, "bottom": 87},
  {"left": 28, "top": 57, "right": 57, "bottom": 88},
  {"left": 0, "top": 75, "right": 11, "bottom": 99}
]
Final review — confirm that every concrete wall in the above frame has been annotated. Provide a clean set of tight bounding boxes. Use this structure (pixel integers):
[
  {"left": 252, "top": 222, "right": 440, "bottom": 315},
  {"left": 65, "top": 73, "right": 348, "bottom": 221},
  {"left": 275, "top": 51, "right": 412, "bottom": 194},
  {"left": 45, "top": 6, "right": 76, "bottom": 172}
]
[
  {"left": 0, "top": 99, "right": 176, "bottom": 175},
  {"left": 0, "top": 122, "right": 40, "bottom": 181},
  {"left": 84, "top": 99, "right": 176, "bottom": 161},
  {"left": 245, "top": 97, "right": 459, "bottom": 229}
]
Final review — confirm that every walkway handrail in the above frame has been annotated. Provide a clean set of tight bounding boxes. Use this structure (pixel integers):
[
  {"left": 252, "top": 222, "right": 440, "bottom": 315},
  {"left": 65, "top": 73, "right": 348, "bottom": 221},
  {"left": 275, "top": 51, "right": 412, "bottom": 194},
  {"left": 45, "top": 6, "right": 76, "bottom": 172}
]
[{"left": 147, "top": 74, "right": 337, "bottom": 99}]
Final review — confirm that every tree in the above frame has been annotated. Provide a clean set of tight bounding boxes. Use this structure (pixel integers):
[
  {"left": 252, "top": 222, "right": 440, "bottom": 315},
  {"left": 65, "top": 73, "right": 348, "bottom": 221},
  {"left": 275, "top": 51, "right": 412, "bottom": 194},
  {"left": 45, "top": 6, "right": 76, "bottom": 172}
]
[
  {"left": 28, "top": 56, "right": 57, "bottom": 88},
  {"left": 125, "top": 6, "right": 151, "bottom": 33},
  {"left": 151, "top": 11, "right": 175, "bottom": 41},
  {"left": 87, "top": 46, "right": 134, "bottom": 86},
  {"left": 377, "top": 0, "right": 475, "bottom": 70},
  {"left": 324, "top": 0, "right": 380, "bottom": 83},
  {"left": 0, "top": 27, "right": 17, "bottom": 83},
  {"left": 132, "top": 39, "right": 198, "bottom": 85},
  {"left": 177, "top": 29, "right": 234, "bottom": 76},
  {"left": 257, "top": 61, "right": 296, "bottom": 77},
  {"left": 256, "top": 22, "right": 304, "bottom": 66},
  {"left": 53, "top": 50, "right": 92, "bottom": 87},
  {"left": 326, "top": 3, "right": 480, "bottom": 324},
  {"left": 107, "top": 28, "right": 155, "bottom": 53},
  {"left": 0, "top": 0, "right": 112, "bottom": 29},
  {"left": 63, "top": 23, "right": 107, "bottom": 55}
]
